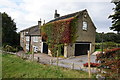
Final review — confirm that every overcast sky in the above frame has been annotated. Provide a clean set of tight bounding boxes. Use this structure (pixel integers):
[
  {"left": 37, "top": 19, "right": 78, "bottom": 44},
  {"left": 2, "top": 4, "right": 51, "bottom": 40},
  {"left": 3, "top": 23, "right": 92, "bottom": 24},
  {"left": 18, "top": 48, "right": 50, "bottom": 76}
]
[{"left": 0, "top": 0, "right": 116, "bottom": 33}]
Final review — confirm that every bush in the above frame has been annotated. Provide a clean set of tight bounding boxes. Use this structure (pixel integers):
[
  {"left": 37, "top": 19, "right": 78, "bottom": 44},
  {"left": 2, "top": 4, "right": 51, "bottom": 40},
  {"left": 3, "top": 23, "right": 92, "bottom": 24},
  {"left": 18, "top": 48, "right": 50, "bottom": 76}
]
[
  {"left": 96, "top": 48, "right": 120, "bottom": 79},
  {"left": 3, "top": 45, "right": 19, "bottom": 52},
  {"left": 95, "top": 43, "right": 101, "bottom": 49}
]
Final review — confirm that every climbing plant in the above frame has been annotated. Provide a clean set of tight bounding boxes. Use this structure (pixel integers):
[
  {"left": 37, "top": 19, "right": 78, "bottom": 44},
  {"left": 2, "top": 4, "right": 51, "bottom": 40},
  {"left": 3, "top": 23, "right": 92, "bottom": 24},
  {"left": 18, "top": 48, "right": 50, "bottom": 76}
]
[{"left": 41, "top": 16, "right": 78, "bottom": 56}]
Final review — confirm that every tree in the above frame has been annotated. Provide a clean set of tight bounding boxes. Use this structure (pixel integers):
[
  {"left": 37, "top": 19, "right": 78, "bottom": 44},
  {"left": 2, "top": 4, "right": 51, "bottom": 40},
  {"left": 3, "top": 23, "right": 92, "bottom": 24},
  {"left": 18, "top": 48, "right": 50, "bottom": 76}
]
[
  {"left": 95, "top": 32, "right": 103, "bottom": 43},
  {"left": 96, "top": 32, "right": 120, "bottom": 43},
  {"left": 109, "top": 1, "right": 120, "bottom": 34},
  {"left": 2, "top": 12, "right": 19, "bottom": 46},
  {"left": 104, "top": 32, "right": 117, "bottom": 42}
]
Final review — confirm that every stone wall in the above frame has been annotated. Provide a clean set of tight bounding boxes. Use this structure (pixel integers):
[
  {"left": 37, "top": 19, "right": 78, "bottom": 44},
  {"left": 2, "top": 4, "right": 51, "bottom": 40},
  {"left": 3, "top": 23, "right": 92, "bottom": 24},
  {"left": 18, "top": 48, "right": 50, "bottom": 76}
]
[
  {"left": 76, "top": 11, "right": 96, "bottom": 53},
  {"left": 64, "top": 11, "right": 96, "bottom": 57}
]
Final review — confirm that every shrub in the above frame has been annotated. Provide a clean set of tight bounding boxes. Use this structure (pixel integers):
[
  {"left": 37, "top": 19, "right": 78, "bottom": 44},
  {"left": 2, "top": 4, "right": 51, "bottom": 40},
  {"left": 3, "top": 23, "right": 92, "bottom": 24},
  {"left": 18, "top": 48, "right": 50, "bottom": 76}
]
[
  {"left": 3, "top": 45, "right": 19, "bottom": 52},
  {"left": 95, "top": 44, "right": 101, "bottom": 49},
  {"left": 96, "top": 48, "right": 120, "bottom": 61},
  {"left": 3, "top": 45, "right": 13, "bottom": 52},
  {"left": 96, "top": 48, "right": 120, "bottom": 79}
]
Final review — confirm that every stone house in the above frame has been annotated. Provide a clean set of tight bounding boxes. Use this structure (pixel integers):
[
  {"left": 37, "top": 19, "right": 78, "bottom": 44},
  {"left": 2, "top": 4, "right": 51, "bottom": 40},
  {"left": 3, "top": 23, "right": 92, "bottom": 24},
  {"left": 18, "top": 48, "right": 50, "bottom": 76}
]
[
  {"left": 20, "top": 9, "right": 96, "bottom": 57},
  {"left": 20, "top": 24, "right": 42, "bottom": 53}
]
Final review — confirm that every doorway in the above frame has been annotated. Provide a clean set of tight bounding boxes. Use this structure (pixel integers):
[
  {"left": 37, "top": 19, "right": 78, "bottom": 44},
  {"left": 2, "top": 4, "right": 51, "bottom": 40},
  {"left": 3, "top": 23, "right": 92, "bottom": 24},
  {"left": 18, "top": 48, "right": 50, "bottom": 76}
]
[{"left": 75, "top": 43, "right": 90, "bottom": 56}]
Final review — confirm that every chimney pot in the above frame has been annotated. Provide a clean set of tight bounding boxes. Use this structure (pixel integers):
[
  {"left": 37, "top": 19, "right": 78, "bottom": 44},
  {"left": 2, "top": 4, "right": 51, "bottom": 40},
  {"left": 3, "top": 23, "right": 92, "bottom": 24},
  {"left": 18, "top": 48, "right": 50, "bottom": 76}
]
[
  {"left": 43, "top": 20, "right": 45, "bottom": 25},
  {"left": 38, "top": 18, "right": 42, "bottom": 27},
  {"left": 54, "top": 10, "right": 60, "bottom": 18}
]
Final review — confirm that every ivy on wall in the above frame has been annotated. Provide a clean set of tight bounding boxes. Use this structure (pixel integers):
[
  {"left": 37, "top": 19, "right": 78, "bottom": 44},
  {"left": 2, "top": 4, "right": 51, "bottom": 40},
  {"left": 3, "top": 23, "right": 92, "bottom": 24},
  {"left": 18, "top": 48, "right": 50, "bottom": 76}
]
[{"left": 41, "top": 16, "right": 78, "bottom": 56}]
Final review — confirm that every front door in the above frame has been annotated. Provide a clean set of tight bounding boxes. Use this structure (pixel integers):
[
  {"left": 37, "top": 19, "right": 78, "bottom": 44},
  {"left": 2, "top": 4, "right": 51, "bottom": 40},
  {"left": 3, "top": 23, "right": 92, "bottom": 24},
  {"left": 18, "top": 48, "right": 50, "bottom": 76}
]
[{"left": 43, "top": 43, "right": 48, "bottom": 54}]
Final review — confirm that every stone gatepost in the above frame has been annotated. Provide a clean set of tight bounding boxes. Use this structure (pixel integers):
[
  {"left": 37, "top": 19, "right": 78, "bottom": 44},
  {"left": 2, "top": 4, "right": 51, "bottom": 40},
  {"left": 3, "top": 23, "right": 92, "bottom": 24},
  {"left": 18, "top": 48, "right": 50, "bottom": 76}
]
[
  {"left": 64, "top": 43, "right": 75, "bottom": 58},
  {"left": 64, "top": 43, "right": 68, "bottom": 58}
]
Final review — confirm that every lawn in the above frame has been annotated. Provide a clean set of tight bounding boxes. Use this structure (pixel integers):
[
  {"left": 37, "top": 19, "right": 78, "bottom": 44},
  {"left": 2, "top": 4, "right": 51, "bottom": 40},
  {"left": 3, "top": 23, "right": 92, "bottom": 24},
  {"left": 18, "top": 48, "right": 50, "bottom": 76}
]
[
  {"left": 95, "top": 49, "right": 102, "bottom": 51},
  {"left": 2, "top": 53, "right": 96, "bottom": 78}
]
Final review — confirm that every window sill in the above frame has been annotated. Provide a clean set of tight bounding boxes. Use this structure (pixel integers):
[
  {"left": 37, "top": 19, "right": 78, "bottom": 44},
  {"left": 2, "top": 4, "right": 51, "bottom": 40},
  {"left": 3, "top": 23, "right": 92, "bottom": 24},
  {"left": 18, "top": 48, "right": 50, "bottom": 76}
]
[
  {"left": 83, "top": 29, "right": 87, "bottom": 31},
  {"left": 33, "top": 41, "right": 38, "bottom": 42}
]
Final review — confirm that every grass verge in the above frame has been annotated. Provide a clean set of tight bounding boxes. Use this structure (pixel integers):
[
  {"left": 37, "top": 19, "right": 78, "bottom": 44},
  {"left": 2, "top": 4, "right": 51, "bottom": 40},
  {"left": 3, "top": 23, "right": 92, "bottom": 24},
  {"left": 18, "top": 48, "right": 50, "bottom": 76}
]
[{"left": 2, "top": 53, "right": 96, "bottom": 78}]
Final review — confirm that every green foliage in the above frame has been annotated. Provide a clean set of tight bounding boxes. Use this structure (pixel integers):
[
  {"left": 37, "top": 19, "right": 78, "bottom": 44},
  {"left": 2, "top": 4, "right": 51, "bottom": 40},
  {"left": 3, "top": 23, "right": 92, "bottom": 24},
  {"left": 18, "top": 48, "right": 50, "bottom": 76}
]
[
  {"left": 2, "top": 12, "right": 20, "bottom": 47},
  {"left": 96, "top": 32, "right": 120, "bottom": 43},
  {"left": 109, "top": 2, "right": 120, "bottom": 34},
  {"left": 95, "top": 32, "right": 102, "bottom": 43},
  {"left": 103, "top": 42, "right": 117, "bottom": 49},
  {"left": 104, "top": 33, "right": 120, "bottom": 43},
  {"left": 25, "top": 52, "right": 32, "bottom": 54},
  {"left": 2, "top": 54, "right": 94, "bottom": 78},
  {"left": 41, "top": 17, "right": 78, "bottom": 56},
  {"left": 95, "top": 43, "right": 101, "bottom": 49},
  {"left": 3, "top": 45, "right": 18, "bottom": 52},
  {"left": 70, "top": 17, "right": 79, "bottom": 43},
  {"left": 96, "top": 48, "right": 120, "bottom": 79},
  {"left": 95, "top": 42, "right": 120, "bottom": 50},
  {"left": 95, "top": 49, "right": 102, "bottom": 51},
  {"left": 41, "top": 17, "right": 78, "bottom": 44}
]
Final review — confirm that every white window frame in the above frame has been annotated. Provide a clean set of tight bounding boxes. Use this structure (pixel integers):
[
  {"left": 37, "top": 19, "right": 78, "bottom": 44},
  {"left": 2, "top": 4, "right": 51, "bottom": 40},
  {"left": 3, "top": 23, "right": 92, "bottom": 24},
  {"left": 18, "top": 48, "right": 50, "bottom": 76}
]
[
  {"left": 26, "top": 44, "right": 29, "bottom": 50},
  {"left": 33, "top": 37, "right": 38, "bottom": 42},
  {"left": 39, "top": 37, "right": 42, "bottom": 42},
  {"left": 26, "top": 32, "right": 28, "bottom": 34},
  {"left": 26, "top": 36, "right": 29, "bottom": 41},
  {"left": 82, "top": 21, "right": 87, "bottom": 30}
]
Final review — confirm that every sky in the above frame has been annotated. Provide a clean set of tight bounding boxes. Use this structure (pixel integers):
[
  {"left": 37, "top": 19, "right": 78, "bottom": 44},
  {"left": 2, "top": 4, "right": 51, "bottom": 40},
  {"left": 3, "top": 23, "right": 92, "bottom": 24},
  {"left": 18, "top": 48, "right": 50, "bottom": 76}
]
[{"left": 0, "top": 0, "right": 116, "bottom": 33}]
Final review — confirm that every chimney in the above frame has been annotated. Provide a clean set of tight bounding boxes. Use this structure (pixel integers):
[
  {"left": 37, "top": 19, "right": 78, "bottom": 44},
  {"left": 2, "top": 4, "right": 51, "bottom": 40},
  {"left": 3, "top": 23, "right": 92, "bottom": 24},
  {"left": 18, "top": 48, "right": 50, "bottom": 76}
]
[
  {"left": 54, "top": 10, "right": 60, "bottom": 18},
  {"left": 43, "top": 20, "right": 45, "bottom": 25},
  {"left": 38, "top": 18, "right": 42, "bottom": 27}
]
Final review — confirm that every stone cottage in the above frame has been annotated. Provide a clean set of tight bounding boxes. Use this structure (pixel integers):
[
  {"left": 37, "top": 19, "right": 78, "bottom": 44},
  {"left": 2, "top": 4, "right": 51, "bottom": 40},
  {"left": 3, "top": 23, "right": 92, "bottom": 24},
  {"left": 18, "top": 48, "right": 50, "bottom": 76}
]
[
  {"left": 20, "top": 24, "right": 42, "bottom": 53},
  {"left": 20, "top": 9, "right": 96, "bottom": 57}
]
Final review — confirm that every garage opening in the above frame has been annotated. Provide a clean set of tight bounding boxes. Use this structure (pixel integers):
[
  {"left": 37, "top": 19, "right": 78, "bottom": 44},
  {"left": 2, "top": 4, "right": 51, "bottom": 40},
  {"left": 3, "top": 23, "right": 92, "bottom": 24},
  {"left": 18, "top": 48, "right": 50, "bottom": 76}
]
[{"left": 75, "top": 43, "right": 90, "bottom": 56}]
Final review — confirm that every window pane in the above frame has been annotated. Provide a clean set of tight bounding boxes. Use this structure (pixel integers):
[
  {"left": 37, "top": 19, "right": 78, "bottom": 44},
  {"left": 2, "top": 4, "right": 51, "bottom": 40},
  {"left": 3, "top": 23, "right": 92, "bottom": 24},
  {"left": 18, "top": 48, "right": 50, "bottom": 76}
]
[
  {"left": 26, "top": 36, "right": 29, "bottom": 41},
  {"left": 33, "top": 37, "right": 38, "bottom": 42},
  {"left": 83, "top": 21, "right": 87, "bottom": 30},
  {"left": 26, "top": 44, "right": 29, "bottom": 50}
]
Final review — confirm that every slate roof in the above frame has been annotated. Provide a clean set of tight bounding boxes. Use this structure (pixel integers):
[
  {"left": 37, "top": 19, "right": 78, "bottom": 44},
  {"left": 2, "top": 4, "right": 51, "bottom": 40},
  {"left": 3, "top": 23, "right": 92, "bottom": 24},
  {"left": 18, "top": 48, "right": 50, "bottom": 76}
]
[
  {"left": 27, "top": 25, "right": 40, "bottom": 36},
  {"left": 20, "top": 25, "right": 40, "bottom": 36},
  {"left": 20, "top": 25, "right": 37, "bottom": 32},
  {"left": 20, "top": 9, "right": 95, "bottom": 36},
  {"left": 47, "top": 9, "right": 86, "bottom": 23}
]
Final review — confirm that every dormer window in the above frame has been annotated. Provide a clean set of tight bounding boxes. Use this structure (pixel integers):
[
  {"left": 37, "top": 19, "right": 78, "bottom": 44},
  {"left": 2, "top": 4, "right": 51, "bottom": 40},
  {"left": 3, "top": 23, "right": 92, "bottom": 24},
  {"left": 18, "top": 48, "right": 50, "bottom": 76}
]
[{"left": 82, "top": 21, "right": 87, "bottom": 30}]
